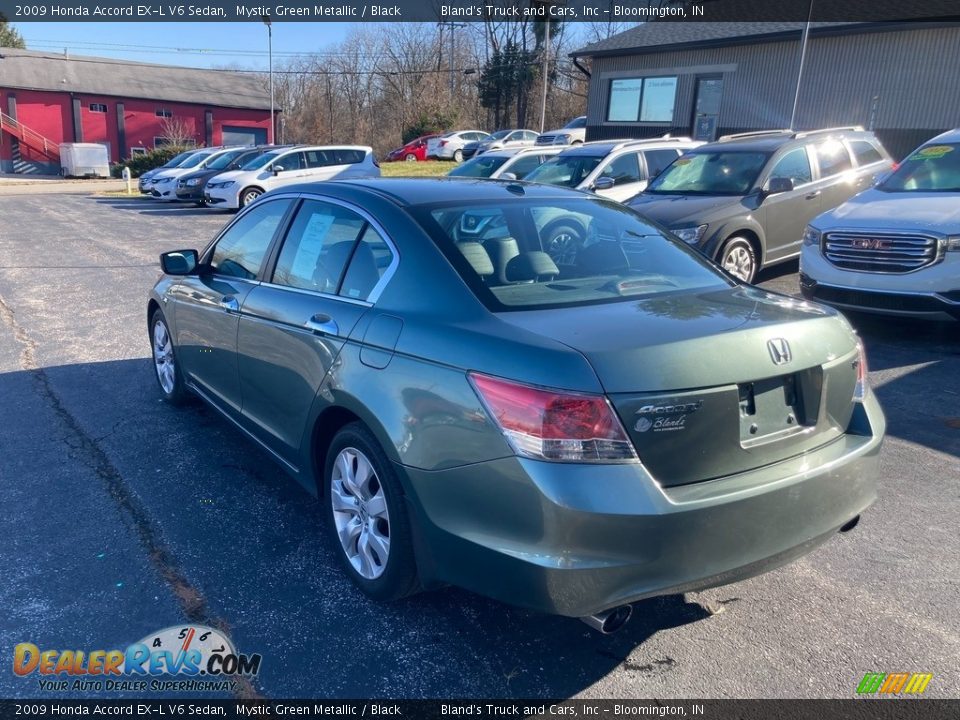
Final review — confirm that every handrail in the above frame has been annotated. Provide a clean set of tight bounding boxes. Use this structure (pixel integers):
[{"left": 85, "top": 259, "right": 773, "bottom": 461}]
[{"left": 0, "top": 110, "right": 61, "bottom": 159}]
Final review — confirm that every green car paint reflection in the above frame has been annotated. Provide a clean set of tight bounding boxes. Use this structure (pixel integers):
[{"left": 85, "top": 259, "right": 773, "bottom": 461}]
[{"left": 148, "top": 178, "right": 884, "bottom": 629}]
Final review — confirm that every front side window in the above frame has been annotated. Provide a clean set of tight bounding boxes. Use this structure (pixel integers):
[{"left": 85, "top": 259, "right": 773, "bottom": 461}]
[
  {"left": 303, "top": 150, "right": 330, "bottom": 168},
  {"left": 647, "top": 151, "right": 769, "bottom": 195},
  {"left": 505, "top": 154, "right": 545, "bottom": 178},
  {"left": 272, "top": 200, "right": 393, "bottom": 301},
  {"left": 599, "top": 153, "right": 641, "bottom": 186},
  {"left": 768, "top": 147, "right": 812, "bottom": 186},
  {"left": 206, "top": 149, "right": 247, "bottom": 171},
  {"left": 879, "top": 143, "right": 960, "bottom": 192},
  {"left": 417, "top": 198, "right": 730, "bottom": 311},
  {"left": 523, "top": 155, "right": 604, "bottom": 188},
  {"left": 209, "top": 199, "right": 291, "bottom": 279},
  {"left": 815, "top": 140, "right": 853, "bottom": 177},
  {"left": 448, "top": 156, "right": 509, "bottom": 178},
  {"left": 643, "top": 149, "right": 681, "bottom": 178},
  {"left": 275, "top": 152, "right": 305, "bottom": 171},
  {"left": 607, "top": 76, "right": 678, "bottom": 123}
]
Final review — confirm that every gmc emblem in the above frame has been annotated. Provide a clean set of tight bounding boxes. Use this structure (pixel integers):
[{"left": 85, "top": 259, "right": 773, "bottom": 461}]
[{"left": 851, "top": 238, "right": 891, "bottom": 250}]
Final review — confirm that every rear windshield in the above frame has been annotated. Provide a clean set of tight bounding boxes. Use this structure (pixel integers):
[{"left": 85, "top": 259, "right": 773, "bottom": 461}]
[
  {"left": 447, "top": 156, "right": 509, "bottom": 178},
  {"left": 523, "top": 155, "right": 603, "bottom": 188},
  {"left": 646, "top": 151, "right": 769, "bottom": 195},
  {"left": 413, "top": 197, "right": 731, "bottom": 311},
  {"left": 879, "top": 143, "right": 960, "bottom": 192}
]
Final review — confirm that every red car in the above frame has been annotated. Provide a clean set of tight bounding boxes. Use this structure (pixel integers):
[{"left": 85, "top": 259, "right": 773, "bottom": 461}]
[{"left": 385, "top": 134, "right": 439, "bottom": 162}]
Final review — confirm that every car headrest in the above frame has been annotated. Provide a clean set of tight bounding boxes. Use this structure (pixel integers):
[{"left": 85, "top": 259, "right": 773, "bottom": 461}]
[
  {"left": 505, "top": 251, "right": 560, "bottom": 282},
  {"left": 457, "top": 242, "right": 494, "bottom": 278}
]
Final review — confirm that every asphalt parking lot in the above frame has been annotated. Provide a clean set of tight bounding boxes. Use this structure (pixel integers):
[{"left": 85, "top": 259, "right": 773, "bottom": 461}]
[{"left": 0, "top": 193, "right": 958, "bottom": 700}]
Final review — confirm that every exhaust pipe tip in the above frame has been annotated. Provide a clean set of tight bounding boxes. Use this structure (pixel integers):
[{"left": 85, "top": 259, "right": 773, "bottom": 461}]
[
  {"left": 840, "top": 515, "right": 861, "bottom": 533},
  {"left": 581, "top": 604, "right": 633, "bottom": 634}
]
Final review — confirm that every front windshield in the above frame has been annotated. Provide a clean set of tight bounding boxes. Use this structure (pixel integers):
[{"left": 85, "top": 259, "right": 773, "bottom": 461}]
[
  {"left": 416, "top": 197, "right": 730, "bottom": 311},
  {"left": 205, "top": 149, "right": 248, "bottom": 170},
  {"left": 647, "top": 151, "right": 769, "bottom": 195},
  {"left": 448, "top": 156, "right": 509, "bottom": 178},
  {"left": 523, "top": 155, "right": 603, "bottom": 188},
  {"left": 164, "top": 150, "right": 197, "bottom": 168},
  {"left": 242, "top": 152, "right": 279, "bottom": 170},
  {"left": 564, "top": 117, "right": 587, "bottom": 129},
  {"left": 879, "top": 143, "right": 960, "bottom": 192},
  {"left": 488, "top": 130, "right": 510, "bottom": 141},
  {"left": 179, "top": 152, "right": 211, "bottom": 169}
]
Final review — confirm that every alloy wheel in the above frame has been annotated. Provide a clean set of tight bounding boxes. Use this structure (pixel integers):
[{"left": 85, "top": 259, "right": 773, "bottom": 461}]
[
  {"left": 331, "top": 447, "right": 391, "bottom": 580},
  {"left": 152, "top": 319, "right": 176, "bottom": 395},
  {"left": 722, "top": 243, "right": 755, "bottom": 283}
]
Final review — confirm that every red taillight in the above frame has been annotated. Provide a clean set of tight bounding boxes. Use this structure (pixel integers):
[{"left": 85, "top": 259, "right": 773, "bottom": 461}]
[
  {"left": 469, "top": 373, "right": 638, "bottom": 463},
  {"left": 890, "top": 162, "right": 899, "bottom": 172},
  {"left": 853, "top": 340, "right": 869, "bottom": 401},
  {"left": 439, "top": 140, "right": 448, "bottom": 147}
]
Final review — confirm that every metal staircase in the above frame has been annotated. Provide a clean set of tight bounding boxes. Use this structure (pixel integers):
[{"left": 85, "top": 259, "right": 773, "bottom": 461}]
[{"left": 0, "top": 110, "right": 61, "bottom": 161}]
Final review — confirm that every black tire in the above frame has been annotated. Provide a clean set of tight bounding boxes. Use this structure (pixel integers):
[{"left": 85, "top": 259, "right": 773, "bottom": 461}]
[
  {"left": 149, "top": 308, "right": 188, "bottom": 405},
  {"left": 239, "top": 187, "right": 263, "bottom": 208},
  {"left": 718, "top": 236, "right": 758, "bottom": 284},
  {"left": 543, "top": 221, "right": 586, "bottom": 267},
  {"left": 453, "top": 149, "right": 464, "bottom": 163},
  {"left": 324, "top": 422, "right": 419, "bottom": 602}
]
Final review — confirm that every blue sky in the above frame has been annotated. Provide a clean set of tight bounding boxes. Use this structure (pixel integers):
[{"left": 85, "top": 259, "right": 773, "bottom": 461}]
[{"left": 13, "top": 22, "right": 356, "bottom": 69}]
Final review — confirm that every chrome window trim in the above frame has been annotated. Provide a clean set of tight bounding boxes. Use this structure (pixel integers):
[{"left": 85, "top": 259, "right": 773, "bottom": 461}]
[{"left": 259, "top": 191, "right": 401, "bottom": 305}]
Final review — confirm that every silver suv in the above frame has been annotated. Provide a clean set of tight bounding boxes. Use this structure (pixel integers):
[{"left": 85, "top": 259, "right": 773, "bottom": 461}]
[
  {"left": 800, "top": 129, "right": 960, "bottom": 321},
  {"left": 628, "top": 127, "right": 893, "bottom": 283}
]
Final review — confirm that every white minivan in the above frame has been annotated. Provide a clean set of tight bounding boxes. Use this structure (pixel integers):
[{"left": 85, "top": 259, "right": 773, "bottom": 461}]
[{"left": 204, "top": 145, "right": 380, "bottom": 209}]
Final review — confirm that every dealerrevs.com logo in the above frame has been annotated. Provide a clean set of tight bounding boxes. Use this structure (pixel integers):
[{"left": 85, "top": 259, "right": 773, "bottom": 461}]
[{"left": 13, "top": 625, "right": 261, "bottom": 693}]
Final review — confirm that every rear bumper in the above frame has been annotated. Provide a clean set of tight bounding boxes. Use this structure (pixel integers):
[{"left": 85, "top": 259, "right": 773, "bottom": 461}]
[{"left": 402, "top": 394, "right": 884, "bottom": 617}]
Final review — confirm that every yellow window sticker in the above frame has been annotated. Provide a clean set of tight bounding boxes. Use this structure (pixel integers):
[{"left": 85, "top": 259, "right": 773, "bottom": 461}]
[{"left": 910, "top": 145, "right": 954, "bottom": 160}]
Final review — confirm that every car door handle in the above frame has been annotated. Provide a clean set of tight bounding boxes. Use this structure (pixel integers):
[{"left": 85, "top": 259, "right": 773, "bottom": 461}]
[
  {"left": 805, "top": 190, "right": 821, "bottom": 200},
  {"left": 306, "top": 313, "right": 339, "bottom": 336},
  {"left": 219, "top": 296, "right": 240, "bottom": 313}
]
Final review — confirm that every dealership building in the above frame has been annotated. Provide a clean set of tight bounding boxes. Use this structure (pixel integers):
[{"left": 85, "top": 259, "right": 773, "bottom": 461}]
[
  {"left": 572, "top": 21, "right": 960, "bottom": 159},
  {"left": 0, "top": 48, "right": 273, "bottom": 174}
]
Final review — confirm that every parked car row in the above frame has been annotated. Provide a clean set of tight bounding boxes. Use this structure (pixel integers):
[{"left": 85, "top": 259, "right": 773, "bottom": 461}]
[{"left": 139, "top": 144, "right": 381, "bottom": 210}]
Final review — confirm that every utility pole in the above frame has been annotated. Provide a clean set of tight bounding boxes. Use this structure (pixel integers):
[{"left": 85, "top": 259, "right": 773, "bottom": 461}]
[
  {"left": 540, "top": 15, "right": 551, "bottom": 133},
  {"left": 439, "top": 21, "right": 467, "bottom": 100},
  {"left": 789, "top": 0, "right": 814, "bottom": 130},
  {"left": 262, "top": 15, "right": 274, "bottom": 143}
]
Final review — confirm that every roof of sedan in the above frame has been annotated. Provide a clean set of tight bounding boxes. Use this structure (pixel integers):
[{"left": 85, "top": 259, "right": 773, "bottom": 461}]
[{"left": 282, "top": 177, "right": 596, "bottom": 206}]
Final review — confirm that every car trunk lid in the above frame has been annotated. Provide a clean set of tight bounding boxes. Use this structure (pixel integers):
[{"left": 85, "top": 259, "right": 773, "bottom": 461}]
[{"left": 496, "top": 287, "right": 860, "bottom": 486}]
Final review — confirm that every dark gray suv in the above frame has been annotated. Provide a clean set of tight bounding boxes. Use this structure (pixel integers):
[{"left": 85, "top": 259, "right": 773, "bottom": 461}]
[{"left": 628, "top": 127, "right": 892, "bottom": 283}]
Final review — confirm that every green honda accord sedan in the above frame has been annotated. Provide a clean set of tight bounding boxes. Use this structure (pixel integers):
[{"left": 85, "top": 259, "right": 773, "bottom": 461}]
[{"left": 148, "top": 178, "right": 884, "bottom": 632}]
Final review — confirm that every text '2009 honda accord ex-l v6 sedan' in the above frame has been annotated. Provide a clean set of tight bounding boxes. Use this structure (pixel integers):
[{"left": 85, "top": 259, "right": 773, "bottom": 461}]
[{"left": 148, "top": 178, "right": 884, "bottom": 633}]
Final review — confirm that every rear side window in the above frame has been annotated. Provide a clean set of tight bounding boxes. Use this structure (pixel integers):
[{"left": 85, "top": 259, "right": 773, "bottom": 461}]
[
  {"left": 331, "top": 149, "right": 365, "bottom": 165},
  {"left": 815, "top": 141, "right": 853, "bottom": 177},
  {"left": 272, "top": 200, "right": 394, "bottom": 300},
  {"left": 599, "top": 152, "right": 641, "bottom": 185},
  {"left": 850, "top": 140, "right": 884, "bottom": 166},
  {"left": 209, "top": 200, "right": 292, "bottom": 279},
  {"left": 643, "top": 149, "right": 680, "bottom": 178},
  {"left": 769, "top": 147, "right": 812, "bottom": 186},
  {"left": 303, "top": 150, "right": 330, "bottom": 168}
]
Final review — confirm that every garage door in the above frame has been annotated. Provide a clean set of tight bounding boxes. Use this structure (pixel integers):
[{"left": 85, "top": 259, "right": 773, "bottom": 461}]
[{"left": 222, "top": 126, "right": 268, "bottom": 145}]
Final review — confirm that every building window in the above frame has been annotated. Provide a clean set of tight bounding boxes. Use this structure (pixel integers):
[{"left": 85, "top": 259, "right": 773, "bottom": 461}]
[
  {"left": 607, "top": 76, "right": 678, "bottom": 123},
  {"left": 155, "top": 109, "right": 173, "bottom": 118},
  {"left": 89, "top": 103, "right": 108, "bottom": 113},
  {"left": 130, "top": 147, "right": 147, "bottom": 157}
]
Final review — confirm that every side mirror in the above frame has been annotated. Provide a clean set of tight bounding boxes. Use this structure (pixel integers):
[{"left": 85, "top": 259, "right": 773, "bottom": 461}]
[
  {"left": 272, "top": 165, "right": 285, "bottom": 176},
  {"left": 766, "top": 177, "right": 794, "bottom": 195},
  {"left": 592, "top": 176, "right": 616, "bottom": 192},
  {"left": 160, "top": 249, "right": 199, "bottom": 276},
  {"left": 499, "top": 172, "right": 518, "bottom": 181}
]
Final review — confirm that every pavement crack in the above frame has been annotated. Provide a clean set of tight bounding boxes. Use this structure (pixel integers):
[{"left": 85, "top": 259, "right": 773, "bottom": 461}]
[{"left": 0, "top": 291, "right": 263, "bottom": 700}]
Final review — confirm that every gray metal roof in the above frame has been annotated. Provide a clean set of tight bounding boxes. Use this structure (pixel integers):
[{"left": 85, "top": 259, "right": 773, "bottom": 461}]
[
  {"left": 572, "top": 21, "right": 872, "bottom": 57},
  {"left": 0, "top": 48, "right": 271, "bottom": 110}
]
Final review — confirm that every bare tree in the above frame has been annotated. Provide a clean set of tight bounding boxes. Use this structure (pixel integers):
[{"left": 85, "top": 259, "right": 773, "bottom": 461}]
[{"left": 158, "top": 116, "right": 198, "bottom": 147}]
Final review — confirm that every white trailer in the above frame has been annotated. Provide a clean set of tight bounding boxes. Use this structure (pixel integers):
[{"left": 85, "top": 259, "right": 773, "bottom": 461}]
[{"left": 60, "top": 143, "right": 111, "bottom": 178}]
